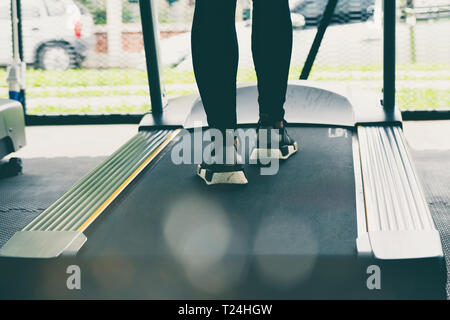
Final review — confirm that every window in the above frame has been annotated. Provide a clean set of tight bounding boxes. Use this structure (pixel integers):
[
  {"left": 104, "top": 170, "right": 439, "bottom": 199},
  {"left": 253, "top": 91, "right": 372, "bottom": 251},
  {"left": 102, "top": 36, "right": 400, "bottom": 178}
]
[
  {"left": 44, "top": 0, "right": 67, "bottom": 16},
  {"left": 21, "top": 4, "right": 41, "bottom": 19}
]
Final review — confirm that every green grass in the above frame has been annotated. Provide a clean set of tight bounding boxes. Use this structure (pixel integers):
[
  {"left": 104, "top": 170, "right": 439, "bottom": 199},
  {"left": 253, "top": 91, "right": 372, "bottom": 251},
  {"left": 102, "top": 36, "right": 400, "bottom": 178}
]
[
  {"left": 25, "top": 88, "right": 448, "bottom": 114},
  {"left": 0, "top": 64, "right": 447, "bottom": 114},
  {"left": 24, "top": 89, "right": 195, "bottom": 99},
  {"left": 397, "top": 88, "right": 450, "bottom": 110},
  {"left": 26, "top": 89, "right": 150, "bottom": 98},
  {"left": 27, "top": 103, "right": 149, "bottom": 115},
  {"left": 1, "top": 63, "right": 448, "bottom": 88}
]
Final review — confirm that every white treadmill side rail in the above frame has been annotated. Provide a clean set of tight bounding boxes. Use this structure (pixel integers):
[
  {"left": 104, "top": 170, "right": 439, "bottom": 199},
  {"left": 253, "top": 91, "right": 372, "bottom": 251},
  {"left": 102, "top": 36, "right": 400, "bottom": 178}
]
[{"left": 356, "top": 125, "right": 443, "bottom": 259}]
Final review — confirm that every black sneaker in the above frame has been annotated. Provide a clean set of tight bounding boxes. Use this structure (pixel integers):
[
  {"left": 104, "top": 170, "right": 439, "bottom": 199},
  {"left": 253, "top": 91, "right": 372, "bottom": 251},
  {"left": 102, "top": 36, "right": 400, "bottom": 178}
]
[
  {"left": 197, "top": 133, "right": 248, "bottom": 185},
  {"left": 250, "top": 120, "right": 298, "bottom": 161}
]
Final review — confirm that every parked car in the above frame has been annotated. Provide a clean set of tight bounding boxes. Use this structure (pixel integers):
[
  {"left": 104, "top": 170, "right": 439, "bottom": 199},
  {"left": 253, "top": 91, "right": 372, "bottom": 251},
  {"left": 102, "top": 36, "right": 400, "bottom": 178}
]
[
  {"left": 0, "top": 0, "right": 94, "bottom": 70},
  {"left": 242, "top": 1, "right": 306, "bottom": 28},
  {"left": 290, "top": 0, "right": 375, "bottom": 26}
]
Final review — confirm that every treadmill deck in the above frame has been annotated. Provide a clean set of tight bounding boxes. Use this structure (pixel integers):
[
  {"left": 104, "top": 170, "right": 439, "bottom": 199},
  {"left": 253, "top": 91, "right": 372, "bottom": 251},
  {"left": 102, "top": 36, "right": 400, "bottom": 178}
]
[{"left": 81, "top": 127, "right": 357, "bottom": 257}]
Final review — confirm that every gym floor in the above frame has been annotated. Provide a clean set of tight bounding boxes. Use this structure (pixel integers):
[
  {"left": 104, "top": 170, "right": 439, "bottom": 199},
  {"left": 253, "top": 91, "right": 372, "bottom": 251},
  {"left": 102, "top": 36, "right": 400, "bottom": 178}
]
[{"left": 0, "top": 121, "right": 449, "bottom": 297}]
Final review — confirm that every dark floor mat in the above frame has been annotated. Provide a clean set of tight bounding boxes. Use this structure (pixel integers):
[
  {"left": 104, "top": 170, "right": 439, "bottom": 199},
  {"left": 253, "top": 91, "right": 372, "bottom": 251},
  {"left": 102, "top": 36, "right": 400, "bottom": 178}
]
[
  {"left": 412, "top": 150, "right": 450, "bottom": 298},
  {"left": 0, "top": 157, "right": 105, "bottom": 248}
]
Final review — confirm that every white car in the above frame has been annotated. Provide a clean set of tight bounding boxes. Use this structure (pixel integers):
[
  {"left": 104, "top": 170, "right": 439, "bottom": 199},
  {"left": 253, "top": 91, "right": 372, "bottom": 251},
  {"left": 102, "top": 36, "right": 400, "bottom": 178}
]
[{"left": 0, "top": 0, "right": 94, "bottom": 70}]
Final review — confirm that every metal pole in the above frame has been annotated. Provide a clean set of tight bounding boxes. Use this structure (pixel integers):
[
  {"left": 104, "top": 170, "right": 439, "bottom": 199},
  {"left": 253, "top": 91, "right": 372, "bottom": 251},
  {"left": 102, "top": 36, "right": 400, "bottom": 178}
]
[
  {"left": 139, "top": 0, "right": 164, "bottom": 116},
  {"left": 11, "top": 0, "right": 20, "bottom": 63},
  {"left": 16, "top": 0, "right": 24, "bottom": 62},
  {"left": 9, "top": 0, "right": 26, "bottom": 111},
  {"left": 299, "top": 0, "right": 338, "bottom": 80},
  {"left": 383, "top": 0, "right": 396, "bottom": 109},
  {"left": 17, "top": 0, "right": 26, "bottom": 112}
]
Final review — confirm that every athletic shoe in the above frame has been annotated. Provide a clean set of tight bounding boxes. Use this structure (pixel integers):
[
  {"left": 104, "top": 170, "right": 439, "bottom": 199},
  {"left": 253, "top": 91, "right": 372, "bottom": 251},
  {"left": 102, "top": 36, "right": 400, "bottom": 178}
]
[
  {"left": 250, "top": 120, "right": 298, "bottom": 161},
  {"left": 197, "top": 132, "right": 248, "bottom": 185}
]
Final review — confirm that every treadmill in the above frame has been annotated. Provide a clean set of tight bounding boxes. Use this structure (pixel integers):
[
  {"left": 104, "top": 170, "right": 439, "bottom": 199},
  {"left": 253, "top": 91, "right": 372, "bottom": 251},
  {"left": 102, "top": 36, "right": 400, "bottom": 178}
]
[
  {"left": 0, "top": 99, "right": 25, "bottom": 174},
  {"left": 0, "top": 0, "right": 446, "bottom": 299}
]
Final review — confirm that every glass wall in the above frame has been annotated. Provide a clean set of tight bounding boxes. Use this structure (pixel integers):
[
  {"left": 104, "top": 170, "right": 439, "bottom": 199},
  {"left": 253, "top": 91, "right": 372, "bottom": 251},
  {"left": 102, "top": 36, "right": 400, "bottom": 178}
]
[{"left": 1, "top": 0, "right": 448, "bottom": 116}]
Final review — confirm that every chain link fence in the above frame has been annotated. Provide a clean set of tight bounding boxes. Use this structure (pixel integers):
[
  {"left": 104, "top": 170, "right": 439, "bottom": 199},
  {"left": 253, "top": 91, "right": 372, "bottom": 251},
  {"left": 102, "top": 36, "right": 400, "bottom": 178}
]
[{"left": 0, "top": 0, "right": 449, "bottom": 116}]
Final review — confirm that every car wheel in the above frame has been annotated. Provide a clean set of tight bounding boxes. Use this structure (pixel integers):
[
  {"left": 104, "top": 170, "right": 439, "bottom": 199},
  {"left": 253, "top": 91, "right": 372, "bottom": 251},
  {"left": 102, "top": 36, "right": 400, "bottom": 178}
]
[{"left": 37, "top": 44, "right": 78, "bottom": 71}]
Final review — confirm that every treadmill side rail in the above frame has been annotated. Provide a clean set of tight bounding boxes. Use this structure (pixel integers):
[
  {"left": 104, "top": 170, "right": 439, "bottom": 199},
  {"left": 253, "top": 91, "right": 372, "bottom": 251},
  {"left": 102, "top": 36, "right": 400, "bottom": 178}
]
[
  {"left": 352, "top": 134, "right": 372, "bottom": 255},
  {"left": 357, "top": 125, "right": 443, "bottom": 259},
  {"left": 0, "top": 130, "right": 180, "bottom": 258},
  {"left": 0, "top": 231, "right": 86, "bottom": 258},
  {"left": 369, "top": 230, "right": 443, "bottom": 259}
]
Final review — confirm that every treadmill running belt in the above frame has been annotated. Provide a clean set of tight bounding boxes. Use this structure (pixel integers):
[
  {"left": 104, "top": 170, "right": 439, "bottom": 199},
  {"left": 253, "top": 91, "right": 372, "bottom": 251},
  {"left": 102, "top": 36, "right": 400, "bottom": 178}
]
[{"left": 81, "top": 127, "right": 357, "bottom": 257}]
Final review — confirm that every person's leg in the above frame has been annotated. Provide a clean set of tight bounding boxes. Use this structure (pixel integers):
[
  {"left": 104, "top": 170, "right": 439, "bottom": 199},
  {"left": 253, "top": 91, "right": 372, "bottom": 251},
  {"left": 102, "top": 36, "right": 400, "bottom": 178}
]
[
  {"left": 250, "top": 0, "right": 297, "bottom": 161},
  {"left": 251, "top": 0, "right": 293, "bottom": 126},
  {"left": 191, "top": 0, "right": 238, "bottom": 131},
  {"left": 192, "top": 1, "right": 247, "bottom": 185}
]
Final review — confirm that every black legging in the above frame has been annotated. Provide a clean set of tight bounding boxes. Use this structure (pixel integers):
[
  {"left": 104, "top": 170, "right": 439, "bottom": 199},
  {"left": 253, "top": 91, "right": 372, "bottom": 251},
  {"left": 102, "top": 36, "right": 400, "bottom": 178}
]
[{"left": 191, "top": 0, "right": 293, "bottom": 131}]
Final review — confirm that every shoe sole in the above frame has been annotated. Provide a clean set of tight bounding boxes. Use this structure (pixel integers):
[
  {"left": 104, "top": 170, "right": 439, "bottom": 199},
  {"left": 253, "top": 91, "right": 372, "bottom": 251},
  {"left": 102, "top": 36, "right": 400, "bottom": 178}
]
[
  {"left": 197, "top": 165, "right": 248, "bottom": 185},
  {"left": 250, "top": 142, "right": 298, "bottom": 161}
]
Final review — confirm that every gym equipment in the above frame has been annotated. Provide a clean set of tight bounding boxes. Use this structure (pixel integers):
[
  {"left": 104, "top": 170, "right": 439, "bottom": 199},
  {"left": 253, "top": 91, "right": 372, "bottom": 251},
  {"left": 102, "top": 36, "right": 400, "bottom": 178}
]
[
  {"left": 0, "top": 0, "right": 446, "bottom": 299},
  {"left": 0, "top": 99, "right": 25, "bottom": 177}
]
